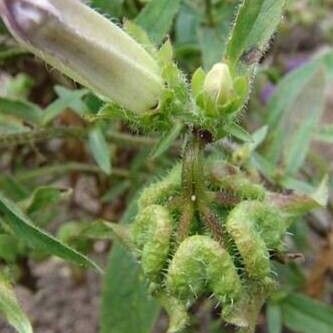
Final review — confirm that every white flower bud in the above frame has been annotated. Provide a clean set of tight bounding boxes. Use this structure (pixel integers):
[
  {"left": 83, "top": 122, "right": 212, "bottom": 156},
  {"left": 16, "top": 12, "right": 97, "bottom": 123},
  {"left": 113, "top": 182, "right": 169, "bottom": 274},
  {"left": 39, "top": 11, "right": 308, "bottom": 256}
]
[
  {"left": 0, "top": 0, "right": 163, "bottom": 113},
  {"left": 203, "top": 63, "right": 234, "bottom": 106}
]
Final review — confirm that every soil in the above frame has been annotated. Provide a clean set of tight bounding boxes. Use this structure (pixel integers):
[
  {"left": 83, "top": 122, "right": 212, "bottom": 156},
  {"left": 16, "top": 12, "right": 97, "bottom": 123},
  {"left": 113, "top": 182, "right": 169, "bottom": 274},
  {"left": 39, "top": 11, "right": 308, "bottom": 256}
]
[{"left": 0, "top": 260, "right": 101, "bottom": 333}]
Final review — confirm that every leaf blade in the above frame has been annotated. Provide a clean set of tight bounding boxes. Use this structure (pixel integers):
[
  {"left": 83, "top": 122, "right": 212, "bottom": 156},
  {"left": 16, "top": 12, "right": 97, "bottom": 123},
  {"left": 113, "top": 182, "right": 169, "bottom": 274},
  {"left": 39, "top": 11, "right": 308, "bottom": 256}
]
[
  {"left": 88, "top": 125, "right": 112, "bottom": 175},
  {"left": 0, "top": 192, "right": 101, "bottom": 272},
  {"left": 226, "top": 0, "right": 286, "bottom": 67},
  {"left": 135, "top": 0, "right": 181, "bottom": 45},
  {"left": 0, "top": 273, "right": 33, "bottom": 333}
]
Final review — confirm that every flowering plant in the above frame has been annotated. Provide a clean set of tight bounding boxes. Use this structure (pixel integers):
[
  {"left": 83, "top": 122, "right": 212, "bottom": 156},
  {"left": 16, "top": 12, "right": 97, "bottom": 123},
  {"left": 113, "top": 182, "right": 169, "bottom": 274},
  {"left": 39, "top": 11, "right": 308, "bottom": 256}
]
[{"left": 0, "top": 1, "right": 332, "bottom": 333}]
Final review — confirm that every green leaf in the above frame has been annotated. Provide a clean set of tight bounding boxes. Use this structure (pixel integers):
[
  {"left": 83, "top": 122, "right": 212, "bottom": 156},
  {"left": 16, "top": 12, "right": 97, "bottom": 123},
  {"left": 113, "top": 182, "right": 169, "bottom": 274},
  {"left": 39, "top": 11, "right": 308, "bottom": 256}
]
[
  {"left": 315, "top": 124, "right": 333, "bottom": 143},
  {"left": 19, "top": 186, "right": 72, "bottom": 215},
  {"left": 0, "top": 192, "right": 101, "bottom": 272},
  {"left": 42, "top": 86, "right": 89, "bottom": 125},
  {"left": 0, "top": 48, "right": 28, "bottom": 64},
  {"left": 2, "top": 73, "right": 33, "bottom": 100},
  {"left": 175, "top": 4, "right": 199, "bottom": 45},
  {"left": 191, "top": 67, "right": 205, "bottom": 97},
  {"left": 197, "top": 26, "right": 227, "bottom": 71},
  {"left": 310, "top": 175, "right": 329, "bottom": 207},
  {"left": 267, "top": 303, "right": 282, "bottom": 333},
  {"left": 101, "top": 245, "right": 159, "bottom": 333},
  {"left": 88, "top": 125, "right": 112, "bottom": 175},
  {"left": 0, "top": 273, "right": 33, "bottom": 333},
  {"left": 197, "top": 4, "right": 236, "bottom": 70},
  {"left": 226, "top": 0, "right": 286, "bottom": 68},
  {"left": 265, "top": 64, "right": 326, "bottom": 175},
  {"left": 252, "top": 152, "right": 276, "bottom": 181},
  {"left": 315, "top": 48, "right": 333, "bottom": 81},
  {"left": 281, "top": 293, "right": 333, "bottom": 333},
  {"left": 91, "top": 0, "right": 124, "bottom": 18},
  {"left": 226, "top": 122, "right": 253, "bottom": 142},
  {"left": 0, "top": 235, "right": 22, "bottom": 262},
  {"left": 100, "top": 194, "right": 160, "bottom": 333},
  {"left": 248, "top": 125, "right": 268, "bottom": 152},
  {"left": 102, "top": 181, "right": 130, "bottom": 203},
  {"left": 135, "top": 0, "right": 181, "bottom": 45},
  {"left": 0, "top": 175, "right": 28, "bottom": 201},
  {"left": 0, "top": 98, "right": 42, "bottom": 125},
  {"left": 150, "top": 122, "right": 183, "bottom": 159}
]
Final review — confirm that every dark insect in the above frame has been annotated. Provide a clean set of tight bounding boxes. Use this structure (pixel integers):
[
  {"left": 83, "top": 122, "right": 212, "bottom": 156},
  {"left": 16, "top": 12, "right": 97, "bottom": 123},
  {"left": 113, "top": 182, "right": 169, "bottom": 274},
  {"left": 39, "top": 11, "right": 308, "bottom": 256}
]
[{"left": 241, "top": 46, "right": 262, "bottom": 65}]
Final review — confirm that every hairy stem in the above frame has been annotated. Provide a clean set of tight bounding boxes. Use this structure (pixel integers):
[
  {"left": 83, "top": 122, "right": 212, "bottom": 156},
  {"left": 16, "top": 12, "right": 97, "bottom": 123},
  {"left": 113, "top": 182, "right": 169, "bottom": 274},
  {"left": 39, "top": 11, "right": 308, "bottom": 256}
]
[
  {"left": 0, "top": 127, "right": 172, "bottom": 148},
  {"left": 178, "top": 132, "right": 224, "bottom": 241},
  {"left": 13, "top": 162, "right": 130, "bottom": 182}
]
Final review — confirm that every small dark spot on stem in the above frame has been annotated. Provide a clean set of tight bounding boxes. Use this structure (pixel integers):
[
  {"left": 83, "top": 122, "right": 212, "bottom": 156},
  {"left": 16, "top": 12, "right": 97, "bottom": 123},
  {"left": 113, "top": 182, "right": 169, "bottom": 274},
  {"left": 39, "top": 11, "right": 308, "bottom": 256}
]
[{"left": 192, "top": 128, "right": 213, "bottom": 144}]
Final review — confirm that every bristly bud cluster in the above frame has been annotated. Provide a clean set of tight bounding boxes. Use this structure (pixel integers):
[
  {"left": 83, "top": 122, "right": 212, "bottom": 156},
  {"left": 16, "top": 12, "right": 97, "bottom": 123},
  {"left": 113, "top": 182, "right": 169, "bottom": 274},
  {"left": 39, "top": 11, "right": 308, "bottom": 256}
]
[{"left": 106, "top": 156, "right": 324, "bottom": 333}]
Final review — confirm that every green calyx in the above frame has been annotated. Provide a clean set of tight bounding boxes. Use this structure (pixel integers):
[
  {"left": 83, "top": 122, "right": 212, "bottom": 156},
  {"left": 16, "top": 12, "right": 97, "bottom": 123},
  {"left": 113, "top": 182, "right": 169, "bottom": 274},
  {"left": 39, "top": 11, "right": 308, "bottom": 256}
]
[
  {"left": 166, "top": 235, "right": 242, "bottom": 303},
  {"left": 131, "top": 205, "right": 173, "bottom": 282}
]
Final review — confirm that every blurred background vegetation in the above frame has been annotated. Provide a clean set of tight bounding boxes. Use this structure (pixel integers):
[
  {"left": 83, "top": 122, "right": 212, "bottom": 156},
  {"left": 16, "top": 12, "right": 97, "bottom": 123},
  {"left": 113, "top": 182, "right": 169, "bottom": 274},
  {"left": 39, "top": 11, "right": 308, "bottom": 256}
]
[{"left": 0, "top": 0, "right": 333, "bottom": 332}]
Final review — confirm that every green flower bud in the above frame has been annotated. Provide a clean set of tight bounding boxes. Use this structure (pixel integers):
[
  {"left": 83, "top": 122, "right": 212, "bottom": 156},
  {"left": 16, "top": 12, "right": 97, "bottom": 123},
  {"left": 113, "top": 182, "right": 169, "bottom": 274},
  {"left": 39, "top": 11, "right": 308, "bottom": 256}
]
[
  {"left": 0, "top": 0, "right": 163, "bottom": 113},
  {"left": 203, "top": 63, "right": 234, "bottom": 106}
]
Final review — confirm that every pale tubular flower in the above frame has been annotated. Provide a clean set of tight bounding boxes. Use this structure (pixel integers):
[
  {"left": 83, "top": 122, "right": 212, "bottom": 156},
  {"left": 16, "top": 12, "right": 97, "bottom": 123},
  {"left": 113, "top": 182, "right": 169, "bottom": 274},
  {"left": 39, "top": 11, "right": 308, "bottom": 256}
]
[{"left": 0, "top": 0, "right": 163, "bottom": 113}]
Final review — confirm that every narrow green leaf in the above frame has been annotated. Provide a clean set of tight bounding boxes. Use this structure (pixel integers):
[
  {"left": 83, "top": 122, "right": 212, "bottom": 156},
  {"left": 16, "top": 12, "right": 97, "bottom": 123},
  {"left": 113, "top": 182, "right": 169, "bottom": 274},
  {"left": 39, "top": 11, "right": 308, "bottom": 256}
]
[
  {"left": 19, "top": 186, "right": 72, "bottom": 215},
  {"left": 42, "top": 86, "right": 89, "bottom": 125},
  {"left": 0, "top": 273, "right": 33, "bottom": 333},
  {"left": 197, "top": 26, "right": 227, "bottom": 70},
  {"left": 315, "top": 124, "right": 333, "bottom": 143},
  {"left": 101, "top": 194, "right": 160, "bottom": 333},
  {"left": 175, "top": 4, "right": 199, "bottom": 45},
  {"left": 252, "top": 152, "right": 276, "bottom": 181},
  {"left": 310, "top": 175, "right": 329, "bottom": 207},
  {"left": 91, "top": 0, "right": 124, "bottom": 18},
  {"left": 88, "top": 125, "right": 112, "bottom": 175},
  {"left": 280, "top": 176, "right": 316, "bottom": 194},
  {"left": 0, "top": 98, "right": 42, "bottom": 125},
  {"left": 0, "top": 235, "right": 22, "bottom": 262},
  {"left": 227, "top": 122, "right": 253, "bottom": 142},
  {"left": 101, "top": 245, "right": 159, "bottom": 333},
  {"left": 267, "top": 303, "right": 282, "bottom": 333},
  {"left": 0, "top": 175, "right": 28, "bottom": 201},
  {"left": 248, "top": 125, "right": 268, "bottom": 152},
  {"left": 191, "top": 67, "right": 205, "bottom": 97},
  {"left": 2, "top": 73, "right": 33, "bottom": 100},
  {"left": 102, "top": 181, "right": 130, "bottom": 203},
  {"left": 226, "top": 0, "right": 286, "bottom": 67},
  {"left": 150, "top": 122, "right": 183, "bottom": 159},
  {"left": 265, "top": 64, "right": 326, "bottom": 175},
  {"left": 284, "top": 70, "right": 325, "bottom": 174},
  {"left": 0, "top": 192, "right": 101, "bottom": 272},
  {"left": 315, "top": 48, "right": 333, "bottom": 81},
  {"left": 281, "top": 293, "right": 333, "bottom": 333},
  {"left": 197, "top": 4, "right": 236, "bottom": 70},
  {"left": 135, "top": 0, "right": 181, "bottom": 45}
]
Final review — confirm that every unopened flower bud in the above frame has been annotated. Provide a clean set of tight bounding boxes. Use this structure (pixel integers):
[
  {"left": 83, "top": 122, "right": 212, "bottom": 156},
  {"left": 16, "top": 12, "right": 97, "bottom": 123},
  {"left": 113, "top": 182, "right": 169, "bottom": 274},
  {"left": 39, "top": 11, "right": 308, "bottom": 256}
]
[
  {"left": 0, "top": 0, "right": 163, "bottom": 113},
  {"left": 203, "top": 63, "right": 234, "bottom": 106}
]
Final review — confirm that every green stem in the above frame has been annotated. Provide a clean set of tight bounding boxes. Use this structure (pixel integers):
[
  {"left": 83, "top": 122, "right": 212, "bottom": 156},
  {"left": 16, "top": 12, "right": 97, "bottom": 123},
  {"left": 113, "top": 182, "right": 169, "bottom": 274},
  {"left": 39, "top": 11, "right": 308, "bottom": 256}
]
[
  {"left": 14, "top": 162, "right": 130, "bottom": 182},
  {"left": 0, "top": 48, "right": 28, "bottom": 63},
  {"left": 176, "top": 136, "right": 197, "bottom": 240},
  {"left": 0, "top": 127, "right": 162, "bottom": 148},
  {"left": 177, "top": 131, "right": 224, "bottom": 242}
]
